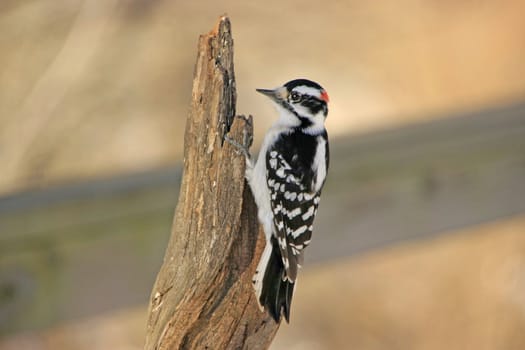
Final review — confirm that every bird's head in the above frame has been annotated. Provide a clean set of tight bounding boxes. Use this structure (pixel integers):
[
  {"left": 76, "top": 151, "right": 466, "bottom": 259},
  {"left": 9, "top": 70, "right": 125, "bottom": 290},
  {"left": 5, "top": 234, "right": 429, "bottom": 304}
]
[{"left": 256, "top": 79, "right": 329, "bottom": 134}]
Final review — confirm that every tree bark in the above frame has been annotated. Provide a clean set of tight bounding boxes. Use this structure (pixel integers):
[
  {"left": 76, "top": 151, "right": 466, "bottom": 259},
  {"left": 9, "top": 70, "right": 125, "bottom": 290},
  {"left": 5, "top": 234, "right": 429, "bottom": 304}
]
[{"left": 144, "top": 16, "right": 279, "bottom": 350}]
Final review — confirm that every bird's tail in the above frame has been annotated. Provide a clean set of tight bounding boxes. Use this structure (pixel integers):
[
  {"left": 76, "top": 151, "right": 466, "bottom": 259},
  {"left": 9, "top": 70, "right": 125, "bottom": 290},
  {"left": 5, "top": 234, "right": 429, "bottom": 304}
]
[{"left": 252, "top": 236, "right": 295, "bottom": 323}]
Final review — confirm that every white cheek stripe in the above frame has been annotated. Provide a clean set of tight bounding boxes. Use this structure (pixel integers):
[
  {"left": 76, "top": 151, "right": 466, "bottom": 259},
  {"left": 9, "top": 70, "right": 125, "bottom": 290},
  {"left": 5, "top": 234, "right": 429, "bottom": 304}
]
[{"left": 293, "top": 86, "right": 321, "bottom": 98}]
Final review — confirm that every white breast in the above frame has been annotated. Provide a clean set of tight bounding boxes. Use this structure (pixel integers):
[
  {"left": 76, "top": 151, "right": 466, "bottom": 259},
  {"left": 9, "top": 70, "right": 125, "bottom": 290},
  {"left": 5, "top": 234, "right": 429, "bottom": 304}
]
[{"left": 248, "top": 125, "right": 283, "bottom": 240}]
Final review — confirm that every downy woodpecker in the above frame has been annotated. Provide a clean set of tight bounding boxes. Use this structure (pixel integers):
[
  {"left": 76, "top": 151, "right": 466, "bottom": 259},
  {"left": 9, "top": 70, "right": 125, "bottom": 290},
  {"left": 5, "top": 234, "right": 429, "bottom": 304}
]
[{"left": 244, "top": 79, "right": 330, "bottom": 323}]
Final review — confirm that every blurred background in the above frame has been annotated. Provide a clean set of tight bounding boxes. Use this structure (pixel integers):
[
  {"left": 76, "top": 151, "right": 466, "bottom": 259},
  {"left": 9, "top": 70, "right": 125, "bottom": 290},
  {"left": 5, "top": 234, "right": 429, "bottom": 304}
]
[{"left": 1, "top": 0, "right": 525, "bottom": 349}]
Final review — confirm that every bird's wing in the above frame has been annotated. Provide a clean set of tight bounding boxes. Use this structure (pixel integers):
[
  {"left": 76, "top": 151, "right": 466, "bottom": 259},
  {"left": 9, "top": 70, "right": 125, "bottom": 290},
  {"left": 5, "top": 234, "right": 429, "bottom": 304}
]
[{"left": 266, "top": 149, "right": 321, "bottom": 282}]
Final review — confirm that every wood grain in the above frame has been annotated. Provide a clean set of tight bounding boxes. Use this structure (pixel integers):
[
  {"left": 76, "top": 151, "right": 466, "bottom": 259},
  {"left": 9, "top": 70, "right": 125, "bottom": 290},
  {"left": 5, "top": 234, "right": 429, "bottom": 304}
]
[{"left": 143, "top": 16, "right": 279, "bottom": 350}]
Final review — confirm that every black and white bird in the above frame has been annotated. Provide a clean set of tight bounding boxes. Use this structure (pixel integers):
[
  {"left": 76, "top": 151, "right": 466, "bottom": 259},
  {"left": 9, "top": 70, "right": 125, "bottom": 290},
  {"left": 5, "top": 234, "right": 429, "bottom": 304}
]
[{"left": 244, "top": 79, "right": 330, "bottom": 323}]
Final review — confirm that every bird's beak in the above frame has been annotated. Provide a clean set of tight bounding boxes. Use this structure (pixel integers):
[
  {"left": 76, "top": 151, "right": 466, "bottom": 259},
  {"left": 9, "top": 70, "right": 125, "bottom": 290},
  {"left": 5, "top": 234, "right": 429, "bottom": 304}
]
[{"left": 256, "top": 87, "right": 287, "bottom": 103}]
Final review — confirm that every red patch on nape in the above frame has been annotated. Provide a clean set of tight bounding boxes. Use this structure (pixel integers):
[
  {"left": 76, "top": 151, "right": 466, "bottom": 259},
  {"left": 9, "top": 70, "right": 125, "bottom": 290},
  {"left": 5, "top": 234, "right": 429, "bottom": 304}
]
[{"left": 320, "top": 90, "right": 330, "bottom": 103}]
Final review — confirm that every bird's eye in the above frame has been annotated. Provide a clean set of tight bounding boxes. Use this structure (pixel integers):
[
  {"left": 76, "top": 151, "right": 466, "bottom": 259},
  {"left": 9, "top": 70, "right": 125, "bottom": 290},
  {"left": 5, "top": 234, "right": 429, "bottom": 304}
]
[{"left": 290, "top": 91, "right": 302, "bottom": 102}]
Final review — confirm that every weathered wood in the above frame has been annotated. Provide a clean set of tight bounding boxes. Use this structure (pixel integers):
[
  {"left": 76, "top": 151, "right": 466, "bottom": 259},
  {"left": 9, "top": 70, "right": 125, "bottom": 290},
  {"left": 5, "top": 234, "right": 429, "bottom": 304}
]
[
  {"left": 143, "top": 17, "right": 279, "bottom": 349},
  {"left": 1, "top": 100, "right": 525, "bottom": 334}
]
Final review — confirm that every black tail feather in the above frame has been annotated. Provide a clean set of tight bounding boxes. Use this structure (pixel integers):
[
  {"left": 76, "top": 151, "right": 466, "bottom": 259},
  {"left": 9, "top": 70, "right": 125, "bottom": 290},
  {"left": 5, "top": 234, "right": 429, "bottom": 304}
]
[{"left": 259, "top": 237, "right": 295, "bottom": 323}]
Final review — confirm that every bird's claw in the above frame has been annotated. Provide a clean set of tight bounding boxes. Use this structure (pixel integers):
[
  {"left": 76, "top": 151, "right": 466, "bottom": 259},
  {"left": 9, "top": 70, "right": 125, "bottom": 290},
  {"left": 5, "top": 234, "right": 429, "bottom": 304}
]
[{"left": 224, "top": 134, "right": 251, "bottom": 160}]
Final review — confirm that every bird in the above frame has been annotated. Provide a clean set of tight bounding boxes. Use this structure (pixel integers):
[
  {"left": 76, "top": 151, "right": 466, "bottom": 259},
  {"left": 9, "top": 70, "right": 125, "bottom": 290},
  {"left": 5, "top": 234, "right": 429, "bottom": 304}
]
[{"left": 235, "top": 78, "right": 330, "bottom": 323}]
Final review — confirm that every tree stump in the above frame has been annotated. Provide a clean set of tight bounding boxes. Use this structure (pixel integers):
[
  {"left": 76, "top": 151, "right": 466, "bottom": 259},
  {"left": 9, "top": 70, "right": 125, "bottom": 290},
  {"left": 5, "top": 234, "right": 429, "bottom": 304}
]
[{"left": 144, "top": 16, "right": 280, "bottom": 350}]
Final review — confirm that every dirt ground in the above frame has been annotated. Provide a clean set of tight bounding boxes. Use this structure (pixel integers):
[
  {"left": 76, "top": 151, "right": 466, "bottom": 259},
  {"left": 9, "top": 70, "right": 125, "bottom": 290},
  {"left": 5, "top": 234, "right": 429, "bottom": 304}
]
[{"left": 2, "top": 215, "right": 525, "bottom": 350}]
